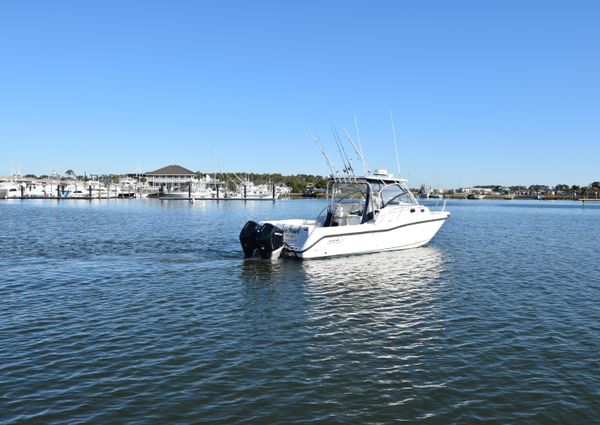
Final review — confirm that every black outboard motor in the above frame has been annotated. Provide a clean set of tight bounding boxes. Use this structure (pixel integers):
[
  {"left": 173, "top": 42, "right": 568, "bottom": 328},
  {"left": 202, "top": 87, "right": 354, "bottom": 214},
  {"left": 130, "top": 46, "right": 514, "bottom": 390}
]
[
  {"left": 256, "top": 223, "right": 284, "bottom": 259},
  {"left": 239, "top": 221, "right": 284, "bottom": 259},
  {"left": 239, "top": 221, "right": 261, "bottom": 258}
]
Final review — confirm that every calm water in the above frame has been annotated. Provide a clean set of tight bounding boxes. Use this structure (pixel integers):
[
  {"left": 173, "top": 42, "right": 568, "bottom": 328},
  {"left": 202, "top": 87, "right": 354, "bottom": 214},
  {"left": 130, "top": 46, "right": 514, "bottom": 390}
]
[{"left": 1, "top": 199, "right": 599, "bottom": 424}]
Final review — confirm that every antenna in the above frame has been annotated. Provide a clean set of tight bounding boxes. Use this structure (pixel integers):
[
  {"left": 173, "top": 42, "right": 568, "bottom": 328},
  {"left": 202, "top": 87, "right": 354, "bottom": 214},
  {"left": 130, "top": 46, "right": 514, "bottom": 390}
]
[
  {"left": 342, "top": 128, "right": 369, "bottom": 175},
  {"left": 309, "top": 131, "right": 337, "bottom": 177},
  {"left": 390, "top": 111, "right": 401, "bottom": 178}
]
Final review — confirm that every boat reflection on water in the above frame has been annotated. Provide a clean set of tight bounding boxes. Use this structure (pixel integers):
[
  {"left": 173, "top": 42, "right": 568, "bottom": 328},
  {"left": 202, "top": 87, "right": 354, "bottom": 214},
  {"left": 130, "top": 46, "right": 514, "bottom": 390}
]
[
  {"left": 240, "top": 246, "right": 447, "bottom": 317},
  {"left": 300, "top": 245, "right": 445, "bottom": 290},
  {"left": 297, "top": 247, "right": 447, "bottom": 324},
  {"left": 238, "top": 245, "right": 449, "bottom": 387}
]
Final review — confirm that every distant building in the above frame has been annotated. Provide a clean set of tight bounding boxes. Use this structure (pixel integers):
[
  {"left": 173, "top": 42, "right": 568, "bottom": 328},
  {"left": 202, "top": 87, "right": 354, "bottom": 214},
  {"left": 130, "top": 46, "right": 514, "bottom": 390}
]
[
  {"left": 460, "top": 187, "right": 494, "bottom": 194},
  {"left": 145, "top": 164, "right": 196, "bottom": 192}
]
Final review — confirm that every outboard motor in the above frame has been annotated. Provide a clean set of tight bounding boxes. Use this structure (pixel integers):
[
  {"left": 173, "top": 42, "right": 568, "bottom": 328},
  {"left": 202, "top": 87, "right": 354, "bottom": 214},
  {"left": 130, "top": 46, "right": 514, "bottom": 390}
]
[
  {"left": 239, "top": 221, "right": 261, "bottom": 258},
  {"left": 256, "top": 223, "right": 284, "bottom": 259}
]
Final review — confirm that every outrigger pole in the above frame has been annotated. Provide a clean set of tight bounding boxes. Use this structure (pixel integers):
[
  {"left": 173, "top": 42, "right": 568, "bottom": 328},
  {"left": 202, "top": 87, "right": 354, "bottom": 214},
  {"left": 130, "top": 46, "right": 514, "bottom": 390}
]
[
  {"left": 354, "top": 115, "right": 367, "bottom": 175},
  {"left": 390, "top": 111, "right": 402, "bottom": 179}
]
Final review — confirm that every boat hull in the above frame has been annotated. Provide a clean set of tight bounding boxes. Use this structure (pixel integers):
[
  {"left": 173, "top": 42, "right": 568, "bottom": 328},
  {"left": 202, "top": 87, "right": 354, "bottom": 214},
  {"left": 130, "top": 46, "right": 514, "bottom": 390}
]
[{"left": 277, "top": 212, "right": 449, "bottom": 259}]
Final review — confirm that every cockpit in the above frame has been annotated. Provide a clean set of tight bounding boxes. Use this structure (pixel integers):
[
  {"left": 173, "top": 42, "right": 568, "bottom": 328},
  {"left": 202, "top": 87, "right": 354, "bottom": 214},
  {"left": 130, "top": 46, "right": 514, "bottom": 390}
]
[{"left": 322, "top": 178, "right": 417, "bottom": 227}]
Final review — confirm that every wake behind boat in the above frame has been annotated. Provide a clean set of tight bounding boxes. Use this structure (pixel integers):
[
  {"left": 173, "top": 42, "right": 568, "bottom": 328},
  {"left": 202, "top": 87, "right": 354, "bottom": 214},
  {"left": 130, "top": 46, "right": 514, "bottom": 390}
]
[{"left": 240, "top": 169, "right": 449, "bottom": 259}]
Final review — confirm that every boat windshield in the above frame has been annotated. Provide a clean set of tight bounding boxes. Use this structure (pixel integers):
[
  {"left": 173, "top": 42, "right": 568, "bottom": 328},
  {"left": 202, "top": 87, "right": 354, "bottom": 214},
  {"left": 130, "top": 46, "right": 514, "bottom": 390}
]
[
  {"left": 331, "top": 181, "right": 369, "bottom": 202},
  {"left": 325, "top": 181, "right": 371, "bottom": 226},
  {"left": 379, "top": 183, "right": 418, "bottom": 206},
  {"left": 322, "top": 179, "right": 417, "bottom": 227}
]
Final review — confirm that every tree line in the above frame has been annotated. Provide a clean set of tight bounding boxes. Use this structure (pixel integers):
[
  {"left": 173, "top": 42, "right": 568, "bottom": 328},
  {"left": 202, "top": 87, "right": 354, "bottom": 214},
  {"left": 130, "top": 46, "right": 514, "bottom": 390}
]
[
  {"left": 201, "top": 172, "right": 329, "bottom": 194},
  {"left": 473, "top": 182, "right": 600, "bottom": 195}
]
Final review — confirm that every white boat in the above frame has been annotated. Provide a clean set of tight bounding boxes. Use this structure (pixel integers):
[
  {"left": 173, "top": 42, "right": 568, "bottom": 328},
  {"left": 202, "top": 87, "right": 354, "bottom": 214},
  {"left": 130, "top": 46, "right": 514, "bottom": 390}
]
[
  {"left": 467, "top": 193, "right": 485, "bottom": 200},
  {"left": 240, "top": 170, "right": 449, "bottom": 259},
  {"left": 0, "top": 182, "right": 22, "bottom": 198},
  {"left": 69, "top": 183, "right": 91, "bottom": 198},
  {"left": 231, "top": 179, "right": 290, "bottom": 200},
  {"left": 25, "top": 182, "right": 48, "bottom": 198},
  {"left": 116, "top": 177, "right": 138, "bottom": 198},
  {"left": 0, "top": 174, "right": 26, "bottom": 198},
  {"left": 79, "top": 180, "right": 114, "bottom": 198}
]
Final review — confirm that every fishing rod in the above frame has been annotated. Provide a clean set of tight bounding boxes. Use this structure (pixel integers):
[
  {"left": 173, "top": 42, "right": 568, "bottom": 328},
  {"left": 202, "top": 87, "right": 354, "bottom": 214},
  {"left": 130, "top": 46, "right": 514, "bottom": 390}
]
[
  {"left": 329, "top": 122, "right": 354, "bottom": 177},
  {"left": 342, "top": 128, "right": 370, "bottom": 176},
  {"left": 309, "top": 131, "right": 338, "bottom": 179}
]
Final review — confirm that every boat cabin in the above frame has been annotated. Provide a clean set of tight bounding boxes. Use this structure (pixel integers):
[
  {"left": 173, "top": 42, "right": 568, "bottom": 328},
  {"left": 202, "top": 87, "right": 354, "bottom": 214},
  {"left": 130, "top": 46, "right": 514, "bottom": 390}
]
[{"left": 323, "top": 170, "right": 418, "bottom": 227}]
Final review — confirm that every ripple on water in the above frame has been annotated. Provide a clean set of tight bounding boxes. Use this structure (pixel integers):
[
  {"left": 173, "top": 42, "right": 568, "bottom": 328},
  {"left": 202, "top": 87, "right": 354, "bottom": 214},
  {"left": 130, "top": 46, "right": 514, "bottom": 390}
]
[{"left": 1, "top": 199, "right": 599, "bottom": 423}]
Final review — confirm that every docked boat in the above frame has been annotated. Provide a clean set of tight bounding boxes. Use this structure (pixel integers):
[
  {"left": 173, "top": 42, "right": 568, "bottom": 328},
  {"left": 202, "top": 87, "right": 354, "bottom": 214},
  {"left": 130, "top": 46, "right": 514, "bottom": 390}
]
[
  {"left": 239, "top": 170, "right": 449, "bottom": 259},
  {"left": 231, "top": 178, "right": 291, "bottom": 200},
  {"left": 0, "top": 182, "right": 22, "bottom": 198},
  {"left": 25, "top": 182, "right": 49, "bottom": 198},
  {"left": 467, "top": 193, "right": 485, "bottom": 200}
]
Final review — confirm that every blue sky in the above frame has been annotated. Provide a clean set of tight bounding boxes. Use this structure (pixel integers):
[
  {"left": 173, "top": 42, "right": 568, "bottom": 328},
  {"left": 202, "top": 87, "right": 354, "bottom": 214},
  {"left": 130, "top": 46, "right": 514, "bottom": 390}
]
[{"left": 1, "top": 0, "right": 598, "bottom": 188}]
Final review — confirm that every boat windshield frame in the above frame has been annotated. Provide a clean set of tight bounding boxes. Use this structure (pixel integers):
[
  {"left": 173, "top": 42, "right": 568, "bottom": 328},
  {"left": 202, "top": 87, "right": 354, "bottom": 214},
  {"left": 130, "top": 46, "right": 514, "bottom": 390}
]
[
  {"left": 377, "top": 181, "right": 418, "bottom": 207},
  {"left": 324, "top": 176, "right": 418, "bottom": 226},
  {"left": 325, "top": 179, "right": 371, "bottom": 225}
]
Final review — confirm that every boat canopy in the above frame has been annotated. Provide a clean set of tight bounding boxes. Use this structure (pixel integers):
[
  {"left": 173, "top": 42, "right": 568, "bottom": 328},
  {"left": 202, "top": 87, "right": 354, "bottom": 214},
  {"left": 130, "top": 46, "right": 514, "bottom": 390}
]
[{"left": 323, "top": 176, "right": 418, "bottom": 226}]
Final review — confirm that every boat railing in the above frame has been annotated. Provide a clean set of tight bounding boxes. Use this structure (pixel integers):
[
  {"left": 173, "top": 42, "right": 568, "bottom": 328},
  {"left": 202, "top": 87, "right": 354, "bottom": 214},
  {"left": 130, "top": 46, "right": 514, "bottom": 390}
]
[{"left": 429, "top": 197, "right": 447, "bottom": 212}]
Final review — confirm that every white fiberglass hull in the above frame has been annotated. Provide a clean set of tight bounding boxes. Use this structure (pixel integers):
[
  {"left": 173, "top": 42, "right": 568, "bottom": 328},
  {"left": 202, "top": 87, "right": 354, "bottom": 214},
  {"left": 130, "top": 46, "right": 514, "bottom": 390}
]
[
  {"left": 269, "top": 210, "right": 449, "bottom": 259},
  {"left": 239, "top": 172, "right": 450, "bottom": 260}
]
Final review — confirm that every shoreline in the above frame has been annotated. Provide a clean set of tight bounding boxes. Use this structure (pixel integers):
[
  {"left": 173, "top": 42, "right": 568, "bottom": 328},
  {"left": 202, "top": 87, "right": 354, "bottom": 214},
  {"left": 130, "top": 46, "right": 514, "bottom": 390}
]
[{"left": 2, "top": 194, "right": 599, "bottom": 202}]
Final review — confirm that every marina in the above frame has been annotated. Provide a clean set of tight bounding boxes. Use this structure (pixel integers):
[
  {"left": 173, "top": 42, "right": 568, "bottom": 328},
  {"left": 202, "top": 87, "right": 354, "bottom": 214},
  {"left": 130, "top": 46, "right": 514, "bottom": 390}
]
[{"left": 0, "top": 164, "right": 292, "bottom": 201}]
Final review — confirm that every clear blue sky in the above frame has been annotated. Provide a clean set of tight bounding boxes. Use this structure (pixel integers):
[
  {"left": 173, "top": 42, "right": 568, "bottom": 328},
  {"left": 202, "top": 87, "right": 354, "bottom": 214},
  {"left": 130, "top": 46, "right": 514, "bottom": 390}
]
[{"left": 1, "top": 0, "right": 598, "bottom": 188}]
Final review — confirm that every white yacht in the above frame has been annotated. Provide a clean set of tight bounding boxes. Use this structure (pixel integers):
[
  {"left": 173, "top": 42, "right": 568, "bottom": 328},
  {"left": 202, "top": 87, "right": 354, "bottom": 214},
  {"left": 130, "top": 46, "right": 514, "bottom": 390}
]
[
  {"left": 117, "top": 177, "right": 138, "bottom": 198},
  {"left": 25, "top": 182, "right": 48, "bottom": 198},
  {"left": 0, "top": 182, "right": 22, "bottom": 198},
  {"left": 467, "top": 193, "right": 485, "bottom": 200},
  {"left": 232, "top": 179, "right": 290, "bottom": 200},
  {"left": 70, "top": 183, "right": 91, "bottom": 198},
  {"left": 240, "top": 170, "right": 449, "bottom": 259}
]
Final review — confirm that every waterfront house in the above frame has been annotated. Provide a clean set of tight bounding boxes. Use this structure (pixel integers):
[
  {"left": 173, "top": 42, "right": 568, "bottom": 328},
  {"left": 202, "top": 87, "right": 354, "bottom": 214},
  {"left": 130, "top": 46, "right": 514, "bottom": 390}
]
[{"left": 145, "top": 164, "right": 197, "bottom": 194}]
